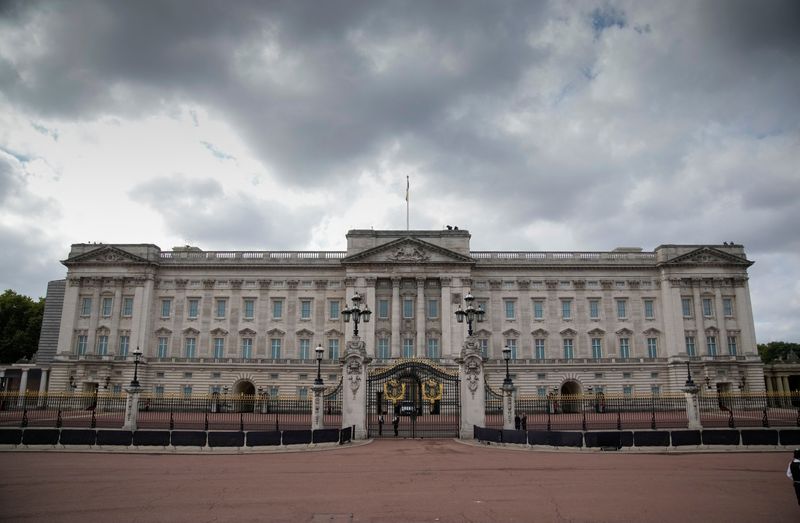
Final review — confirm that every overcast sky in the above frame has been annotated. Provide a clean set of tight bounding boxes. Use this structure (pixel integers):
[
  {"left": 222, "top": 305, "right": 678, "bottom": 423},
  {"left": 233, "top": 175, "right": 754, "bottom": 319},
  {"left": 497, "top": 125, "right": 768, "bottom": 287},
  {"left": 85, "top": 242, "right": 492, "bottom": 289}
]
[{"left": 0, "top": 1, "right": 798, "bottom": 342}]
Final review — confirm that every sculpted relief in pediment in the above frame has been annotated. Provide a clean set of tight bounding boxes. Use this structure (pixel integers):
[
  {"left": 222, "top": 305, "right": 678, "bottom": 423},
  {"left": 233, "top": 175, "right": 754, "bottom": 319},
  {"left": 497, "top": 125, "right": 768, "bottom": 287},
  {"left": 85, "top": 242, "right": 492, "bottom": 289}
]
[{"left": 385, "top": 245, "right": 431, "bottom": 263}]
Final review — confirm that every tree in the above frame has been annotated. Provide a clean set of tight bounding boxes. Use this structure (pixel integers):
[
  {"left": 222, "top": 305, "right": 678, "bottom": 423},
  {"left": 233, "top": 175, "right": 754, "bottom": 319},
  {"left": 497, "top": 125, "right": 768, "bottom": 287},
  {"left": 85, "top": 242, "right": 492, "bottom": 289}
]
[
  {"left": 757, "top": 341, "right": 800, "bottom": 364},
  {"left": 0, "top": 290, "right": 44, "bottom": 364}
]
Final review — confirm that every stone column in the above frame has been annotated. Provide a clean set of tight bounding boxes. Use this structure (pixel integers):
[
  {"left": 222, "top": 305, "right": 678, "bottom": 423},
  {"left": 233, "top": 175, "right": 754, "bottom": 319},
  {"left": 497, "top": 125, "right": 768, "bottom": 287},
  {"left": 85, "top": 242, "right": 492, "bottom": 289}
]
[
  {"left": 364, "top": 278, "right": 377, "bottom": 357},
  {"left": 37, "top": 368, "right": 49, "bottom": 407},
  {"left": 416, "top": 278, "right": 426, "bottom": 357},
  {"left": 502, "top": 382, "right": 516, "bottom": 430},
  {"left": 456, "top": 336, "right": 485, "bottom": 438},
  {"left": 341, "top": 337, "right": 371, "bottom": 439},
  {"left": 122, "top": 385, "right": 142, "bottom": 431},
  {"left": 391, "top": 278, "right": 401, "bottom": 358},
  {"left": 311, "top": 383, "right": 325, "bottom": 431},
  {"left": 17, "top": 369, "right": 29, "bottom": 406},
  {"left": 440, "top": 278, "right": 452, "bottom": 358}
]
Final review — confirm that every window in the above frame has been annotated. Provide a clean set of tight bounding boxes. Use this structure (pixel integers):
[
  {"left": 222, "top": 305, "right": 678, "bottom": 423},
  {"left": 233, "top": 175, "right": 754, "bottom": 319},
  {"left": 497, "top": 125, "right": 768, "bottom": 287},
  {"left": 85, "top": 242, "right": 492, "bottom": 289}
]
[
  {"left": 243, "top": 299, "right": 255, "bottom": 319},
  {"left": 647, "top": 338, "right": 657, "bottom": 358},
  {"left": 619, "top": 338, "right": 630, "bottom": 359},
  {"left": 644, "top": 299, "right": 654, "bottom": 319},
  {"left": 300, "top": 299, "right": 312, "bottom": 320},
  {"left": 589, "top": 299, "right": 600, "bottom": 320},
  {"left": 506, "top": 339, "right": 517, "bottom": 360},
  {"left": 479, "top": 338, "right": 488, "bottom": 358},
  {"left": 533, "top": 300, "right": 544, "bottom": 320},
  {"left": 537, "top": 386, "right": 548, "bottom": 397},
  {"left": 329, "top": 300, "right": 340, "bottom": 320},
  {"left": 183, "top": 385, "right": 192, "bottom": 397},
  {"left": 97, "top": 335, "right": 108, "bottom": 355},
  {"left": 185, "top": 337, "right": 196, "bottom": 358},
  {"left": 616, "top": 299, "right": 627, "bottom": 319},
  {"left": 427, "top": 299, "right": 439, "bottom": 319},
  {"left": 299, "top": 339, "right": 310, "bottom": 360},
  {"left": 119, "top": 335, "right": 129, "bottom": 357},
  {"left": 328, "top": 339, "right": 339, "bottom": 360},
  {"left": 650, "top": 372, "right": 659, "bottom": 379},
  {"left": 685, "top": 336, "right": 696, "bottom": 356},
  {"left": 75, "top": 334, "right": 87, "bottom": 355},
  {"left": 161, "top": 299, "right": 172, "bottom": 318},
  {"left": 122, "top": 297, "right": 134, "bottom": 317},
  {"left": 427, "top": 338, "right": 439, "bottom": 358},
  {"left": 402, "top": 338, "right": 414, "bottom": 358},
  {"left": 537, "top": 373, "right": 547, "bottom": 380},
  {"left": 727, "top": 336, "right": 737, "bottom": 356},
  {"left": 213, "top": 338, "right": 224, "bottom": 359},
  {"left": 184, "top": 372, "right": 193, "bottom": 379},
  {"left": 707, "top": 336, "right": 717, "bottom": 356},
  {"left": 185, "top": 298, "right": 198, "bottom": 319},
  {"left": 298, "top": 387, "right": 308, "bottom": 401},
  {"left": 591, "top": 338, "right": 602, "bottom": 359},
  {"left": 271, "top": 338, "right": 281, "bottom": 359},
  {"left": 242, "top": 338, "right": 253, "bottom": 359},
  {"left": 81, "top": 297, "right": 92, "bottom": 316},
  {"left": 112, "top": 384, "right": 122, "bottom": 394},
  {"left": 595, "top": 372, "right": 604, "bottom": 379},
  {"left": 378, "top": 299, "right": 389, "bottom": 319},
  {"left": 211, "top": 372, "right": 221, "bottom": 379},
  {"left": 623, "top": 385, "right": 633, "bottom": 396},
  {"left": 215, "top": 298, "right": 227, "bottom": 318},
  {"left": 723, "top": 298, "right": 734, "bottom": 317},
  {"left": 534, "top": 339, "right": 545, "bottom": 360},
  {"left": 681, "top": 298, "right": 693, "bottom": 318},
  {"left": 378, "top": 337, "right": 390, "bottom": 359},
  {"left": 403, "top": 299, "right": 414, "bottom": 319},
  {"left": 623, "top": 372, "right": 632, "bottom": 379},
  {"left": 272, "top": 299, "right": 284, "bottom": 319},
  {"left": 702, "top": 298, "right": 714, "bottom": 317},
  {"left": 561, "top": 300, "right": 572, "bottom": 320},
  {"left": 269, "top": 386, "right": 279, "bottom": 397},
  {"left": 155, "top": 385, "right": 165, "bottom": 396},
  {"left": 651, "top": 385, "right": 661, "bottom": 395},
  {"left": 504, "top": 300, "right": 516, "bottom": 320},
  {"left": 210, "top": 385, "right": 221, "bottom": 394},
  {"left": 157, "top": 337, "right": 168, "bottom": 358},
  {"left": 101, "top": 297, "right": 113, "bottom": 317},
  {"left": 563, "top": 339, "right": 574, "bottom": 360}
]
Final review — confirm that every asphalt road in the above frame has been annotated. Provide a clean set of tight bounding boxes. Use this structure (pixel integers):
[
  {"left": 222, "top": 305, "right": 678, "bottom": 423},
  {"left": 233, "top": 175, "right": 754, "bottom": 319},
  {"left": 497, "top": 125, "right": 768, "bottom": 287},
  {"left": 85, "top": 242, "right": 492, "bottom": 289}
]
[{"left": 0, "top": 441, "right": 797, "bottom": 522}]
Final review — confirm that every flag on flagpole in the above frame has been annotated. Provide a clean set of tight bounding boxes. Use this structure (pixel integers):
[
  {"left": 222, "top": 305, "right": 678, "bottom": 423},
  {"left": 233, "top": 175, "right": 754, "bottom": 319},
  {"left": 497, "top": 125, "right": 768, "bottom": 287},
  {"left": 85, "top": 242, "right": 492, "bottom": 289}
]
[{"left": 405, "top": 175, "right": 409, "bottom": 202}]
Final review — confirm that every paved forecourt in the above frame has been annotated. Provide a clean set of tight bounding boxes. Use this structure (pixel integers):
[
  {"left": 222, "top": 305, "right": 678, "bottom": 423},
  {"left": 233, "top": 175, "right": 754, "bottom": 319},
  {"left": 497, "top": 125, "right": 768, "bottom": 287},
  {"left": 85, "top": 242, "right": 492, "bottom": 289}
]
[{"left": 0, "top": 440, "right": 797, "bottom": 522}]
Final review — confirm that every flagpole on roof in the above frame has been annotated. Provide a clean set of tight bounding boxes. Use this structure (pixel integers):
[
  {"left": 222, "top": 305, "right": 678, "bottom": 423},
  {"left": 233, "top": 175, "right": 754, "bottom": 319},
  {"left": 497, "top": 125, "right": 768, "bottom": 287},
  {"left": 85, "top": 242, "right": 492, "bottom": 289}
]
[{"left": 406, "top": 175, "right": 410, "bottom": 231}]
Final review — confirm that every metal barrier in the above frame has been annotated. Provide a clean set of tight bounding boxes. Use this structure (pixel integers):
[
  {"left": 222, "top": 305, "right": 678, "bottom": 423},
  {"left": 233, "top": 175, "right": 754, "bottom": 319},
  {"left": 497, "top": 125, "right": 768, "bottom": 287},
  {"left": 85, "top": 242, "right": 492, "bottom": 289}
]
[{"left": 0, "top": 392, "right": 126, "bottom": 429}]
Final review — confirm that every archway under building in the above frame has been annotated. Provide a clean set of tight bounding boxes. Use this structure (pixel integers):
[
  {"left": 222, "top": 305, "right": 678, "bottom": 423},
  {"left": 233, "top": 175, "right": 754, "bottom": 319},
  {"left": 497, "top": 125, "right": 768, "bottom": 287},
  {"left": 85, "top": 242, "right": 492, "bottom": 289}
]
[
  {"left": 560, "top": 380, "right": 582, "bottom": 413},
  {"left": 233, "top": 380, "right": 256, "bottom": 412}
]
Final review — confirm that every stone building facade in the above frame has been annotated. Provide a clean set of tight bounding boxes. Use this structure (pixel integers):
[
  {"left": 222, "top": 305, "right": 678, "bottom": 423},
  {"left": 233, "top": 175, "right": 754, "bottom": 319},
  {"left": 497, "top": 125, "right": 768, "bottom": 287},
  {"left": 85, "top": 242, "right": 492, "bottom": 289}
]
[{"left": 35, "top": 229, "right": 764, "bottom": 398}]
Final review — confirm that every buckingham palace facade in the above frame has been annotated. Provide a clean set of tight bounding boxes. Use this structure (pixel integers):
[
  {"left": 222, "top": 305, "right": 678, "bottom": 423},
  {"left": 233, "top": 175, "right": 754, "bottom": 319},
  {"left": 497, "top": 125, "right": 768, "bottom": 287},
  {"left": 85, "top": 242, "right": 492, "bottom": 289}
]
[{"left": 34, "top": 228, "right": 765, "bottom": 398}]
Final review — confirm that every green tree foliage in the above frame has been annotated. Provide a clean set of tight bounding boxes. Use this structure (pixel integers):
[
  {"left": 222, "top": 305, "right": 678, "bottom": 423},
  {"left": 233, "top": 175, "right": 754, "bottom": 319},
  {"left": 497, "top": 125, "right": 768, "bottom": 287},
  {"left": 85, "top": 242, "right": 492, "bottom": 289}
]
[
  {"left": 0, "top": 290, "right": 45, "bottom": 364},
  {"left": 757, "top": 341, "right": 800, "bottom": 363}
]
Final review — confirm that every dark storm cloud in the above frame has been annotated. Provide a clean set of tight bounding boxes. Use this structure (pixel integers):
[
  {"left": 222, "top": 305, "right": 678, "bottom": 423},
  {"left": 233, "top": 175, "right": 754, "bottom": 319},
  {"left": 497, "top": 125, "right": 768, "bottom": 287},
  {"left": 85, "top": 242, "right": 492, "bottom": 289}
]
[{"left": 128, "top": 174, "right": 318, "bottom": 249}]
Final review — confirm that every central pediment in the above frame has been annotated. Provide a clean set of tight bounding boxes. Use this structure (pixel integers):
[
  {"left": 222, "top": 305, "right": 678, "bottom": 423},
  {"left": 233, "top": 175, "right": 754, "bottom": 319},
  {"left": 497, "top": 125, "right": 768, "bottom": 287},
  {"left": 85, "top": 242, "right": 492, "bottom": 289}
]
[
  {"left": 342, "top": 237, "right": 475, "bottom": 265},
  {"left": 62, "top": 245, "right": 153, "bottom": 267}
]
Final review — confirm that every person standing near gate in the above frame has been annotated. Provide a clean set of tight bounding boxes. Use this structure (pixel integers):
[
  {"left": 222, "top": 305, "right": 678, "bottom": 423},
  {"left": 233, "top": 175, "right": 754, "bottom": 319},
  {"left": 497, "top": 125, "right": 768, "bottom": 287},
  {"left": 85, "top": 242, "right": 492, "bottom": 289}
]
[
  {"left": 378, "top": 413, "right": 384, "bottom": 436},
  {"left": 787, "top": 449, "right": 800, "bottom": 504},
  {"left": 514, "top": 413, "right": 521, "bottom": 430},
  {"left": 392, "top": 414, "right": 399, "bottom": 437},
  {"left": 521, "top": 412, "right": 527, "bottom": 431}
]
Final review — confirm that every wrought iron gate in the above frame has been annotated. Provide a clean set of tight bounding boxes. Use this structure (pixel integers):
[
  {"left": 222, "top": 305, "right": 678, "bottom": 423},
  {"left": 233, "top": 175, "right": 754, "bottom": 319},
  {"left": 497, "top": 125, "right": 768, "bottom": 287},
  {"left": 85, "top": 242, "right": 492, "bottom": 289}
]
[{"left": 367, "top": 359, "right": 460, "bottom": 439}]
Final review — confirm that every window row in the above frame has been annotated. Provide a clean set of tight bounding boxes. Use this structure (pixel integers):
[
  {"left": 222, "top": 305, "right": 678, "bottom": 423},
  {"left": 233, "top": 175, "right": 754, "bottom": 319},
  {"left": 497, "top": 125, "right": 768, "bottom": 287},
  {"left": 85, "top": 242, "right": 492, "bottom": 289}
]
[
  {"left": 500, "top": 298, "right": 658, "bottom": 321},
  {"left": 374, "top": 337, "right": 441, "bottom": 359},
  {"left": 680, "top": 297, "right": 736, "bottom": 319},
  {"left": 477, "top": 337, "right": 661, "bottom": 360},
  {"left": 684, "top": 335, "right": 739, "bottom": 357}
]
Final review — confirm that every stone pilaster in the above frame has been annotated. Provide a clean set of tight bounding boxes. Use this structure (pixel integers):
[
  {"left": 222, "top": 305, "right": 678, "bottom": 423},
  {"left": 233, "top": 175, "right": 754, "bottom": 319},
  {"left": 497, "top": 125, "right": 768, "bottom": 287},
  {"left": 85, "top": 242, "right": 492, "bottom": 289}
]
[
  {"left": 416, "top": 278, "right": 425, "bottom": 357},
  {"left": 16, "top": 369, "right": 29, "bottom": 406},
  {"left": 683, "top": 383, "right": 702, "bottom": 430},
  {"left": 391, "top": 278, "right": 401, "bottom": 358},
  {"left": 456, "top": 336, "right": 485, "bottom": 438},
  {"left": 502, "top": 382, "right": 516, "bottom": 430},
  {"left": 311, "top": 383, "right": 326, "bottom": 430},
  {"left": 440, "top": 277, "right": 452, "bottom": 357},
  {"left": 122, "top": 385, "right": 142, "bottom": 431},
  {"left": 341, "top": 337, "right": 371, "bottom": 439}
]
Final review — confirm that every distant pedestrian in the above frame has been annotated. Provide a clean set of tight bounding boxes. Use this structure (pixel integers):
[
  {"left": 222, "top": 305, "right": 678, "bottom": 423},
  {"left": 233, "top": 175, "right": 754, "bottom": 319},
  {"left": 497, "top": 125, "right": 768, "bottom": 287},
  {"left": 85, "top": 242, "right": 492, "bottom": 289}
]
[
  {"left": 787, "top": 448, "right": 800, "bottom": 505},
  {"left": 514, "top": 414, "right": 521, "bottom": 430},
  {"left": 521, "top": 413, "right": 527, "bottom": 431},
  {"left": 392, "top": 415, "right": 399, "bottom": 437},
  {"left": 378, "top": 414, "right": 384, "bottom": 436}
]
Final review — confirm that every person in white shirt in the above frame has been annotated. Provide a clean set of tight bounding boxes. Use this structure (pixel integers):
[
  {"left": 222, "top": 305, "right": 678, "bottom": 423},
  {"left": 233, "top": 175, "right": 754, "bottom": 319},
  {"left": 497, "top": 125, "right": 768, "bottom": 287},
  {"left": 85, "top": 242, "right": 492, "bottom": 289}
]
[{"left": 787, "top": 449, "right": 800, "bottom": 505}]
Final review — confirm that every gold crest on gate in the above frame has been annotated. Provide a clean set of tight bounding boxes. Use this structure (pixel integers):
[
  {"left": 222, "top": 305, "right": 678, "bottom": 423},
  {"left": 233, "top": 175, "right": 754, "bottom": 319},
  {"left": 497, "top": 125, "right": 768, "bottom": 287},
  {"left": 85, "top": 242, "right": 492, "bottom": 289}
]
[
  {"left": 384, "top": 379, "right": 406, "bottom": 404},
  {"left": 421, "top": 378, "right": 443, "bottom": 404}
]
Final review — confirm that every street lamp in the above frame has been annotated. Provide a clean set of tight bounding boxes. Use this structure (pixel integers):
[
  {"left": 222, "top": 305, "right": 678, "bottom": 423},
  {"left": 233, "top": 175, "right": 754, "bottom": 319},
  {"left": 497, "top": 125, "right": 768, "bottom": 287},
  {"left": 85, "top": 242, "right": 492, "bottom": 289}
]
[
  {"left": 454, "top": 292, "right": 485, "bottom": 336},
  {"left": 130, "top": 347, "right": 143, "bottom": 387},
  {"left": 314, "top": 344, "right": 325, "bottom": 385},
  {"left": 341, "top": 292, "right": 371, "bottom": 336},
  {"left": 502, "top": 346, "right": 513, "bottom": 386},
  {"left": 684, "top": 361, "right": 695, "bottom": 388}
]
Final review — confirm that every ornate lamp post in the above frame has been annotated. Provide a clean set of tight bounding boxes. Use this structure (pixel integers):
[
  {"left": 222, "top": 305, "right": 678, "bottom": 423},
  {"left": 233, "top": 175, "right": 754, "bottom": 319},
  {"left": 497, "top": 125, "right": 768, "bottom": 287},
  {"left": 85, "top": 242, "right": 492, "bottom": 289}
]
[
  {"left": 454, "top": 292, "right": 485, "bottom": 336},
  {"left": 314, "top": 344, "right": 325, "bottom": 385},
  {"left": 341, "top": 292, "right": 371, "bottom": 336},
  {"left": 130, "top": 347, "right": 143, "bottom": 387},
  {"left": 685, "top": 361, "right": 695, "bottom": 388},
  {"left": 502, "top": 346, "right": 513, "bottom": 386}
]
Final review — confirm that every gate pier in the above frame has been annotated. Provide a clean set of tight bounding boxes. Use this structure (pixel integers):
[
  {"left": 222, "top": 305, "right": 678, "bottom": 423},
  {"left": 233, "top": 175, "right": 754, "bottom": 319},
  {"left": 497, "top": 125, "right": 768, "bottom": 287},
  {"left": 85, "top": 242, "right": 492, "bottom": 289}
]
[
  {"left": 457, "top": 336, "right": 486, "bottom": 439},
  {"left": 341, "top": 337, "right": 370, "bottom": 439}
]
